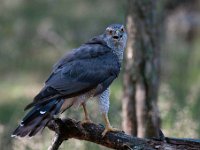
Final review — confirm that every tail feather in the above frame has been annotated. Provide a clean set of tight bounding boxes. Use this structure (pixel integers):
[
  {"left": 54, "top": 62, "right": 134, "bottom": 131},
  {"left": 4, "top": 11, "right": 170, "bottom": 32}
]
[
  {"left": 24, "top": 87, "right": 59, "bottom": 111},
  {"left": 12, "top": 98, "right": 64, "bottom": 137},
  {"left": 28, "top": 100, "right": 63, "bottom": 137},
  {"left": 28, "top": 116, "right": 50, "bottom": 137},
  {"left": 13, "top": 119, "right": 40, "bottom": 137},
  {"left": 22, "top": 99, "right": 56, "bottom": 125}
]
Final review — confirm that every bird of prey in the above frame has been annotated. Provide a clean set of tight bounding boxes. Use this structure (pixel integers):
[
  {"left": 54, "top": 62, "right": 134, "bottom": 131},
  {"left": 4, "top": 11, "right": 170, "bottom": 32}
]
[{"left": 12, "top": 24, "right": 127, "bottom": 137}]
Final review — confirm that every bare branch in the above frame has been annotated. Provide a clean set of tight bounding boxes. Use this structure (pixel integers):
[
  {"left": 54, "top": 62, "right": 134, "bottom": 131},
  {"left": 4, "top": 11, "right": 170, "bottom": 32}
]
[
  {"left": 47, "top": 118, "right": 200, "bottom": 150},
  {"left": 48, "top": 134, "right": 63, "bottom": 150}
]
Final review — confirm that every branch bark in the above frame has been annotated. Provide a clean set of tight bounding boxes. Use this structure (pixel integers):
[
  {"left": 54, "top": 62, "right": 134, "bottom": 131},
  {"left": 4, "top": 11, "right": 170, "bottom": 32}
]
[
  {"left": 47, "top": 118, "right": 200, "bottom": 150},
  {"left": 48, "top": 134, "right": 63, "bottom": 150}
]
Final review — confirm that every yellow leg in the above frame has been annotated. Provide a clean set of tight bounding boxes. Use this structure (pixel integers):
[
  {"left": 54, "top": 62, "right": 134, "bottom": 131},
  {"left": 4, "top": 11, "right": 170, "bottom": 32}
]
[
  {"left": 102, "top": 113, "right": 120, "bottom": 136},
  {"left": 81, "top": 103, "right": 92, "bottom": 124}
]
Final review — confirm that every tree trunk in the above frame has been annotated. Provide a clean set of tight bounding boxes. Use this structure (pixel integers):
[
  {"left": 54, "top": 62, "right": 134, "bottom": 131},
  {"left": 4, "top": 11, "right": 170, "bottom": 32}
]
[{"left": 123, "top": 0, "right": 160, "bottom": 138}]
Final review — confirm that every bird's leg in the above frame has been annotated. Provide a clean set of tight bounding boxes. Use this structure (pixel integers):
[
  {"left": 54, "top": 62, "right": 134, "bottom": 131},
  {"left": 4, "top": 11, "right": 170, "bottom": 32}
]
[
  {"left": 81, "top": 103, "right": 92, "bottom": 124},
  {"left": 102, "top": 112, "right": 120, "bottom": 136}
]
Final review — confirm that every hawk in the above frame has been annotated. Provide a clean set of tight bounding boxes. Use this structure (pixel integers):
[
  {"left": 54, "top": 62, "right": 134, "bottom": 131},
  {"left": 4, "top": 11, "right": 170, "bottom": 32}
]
[{"left": 12, "top": 24, "right": 127, "bottom": 137}]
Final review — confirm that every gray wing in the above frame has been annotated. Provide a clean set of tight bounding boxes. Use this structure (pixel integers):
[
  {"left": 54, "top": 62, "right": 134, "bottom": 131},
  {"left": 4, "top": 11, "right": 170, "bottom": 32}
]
[
  {"left": 52, "top": 35, "right": 108, "bottom": 72},
  {"left": 25, "top": 37, "right": 120, "bottom": 110}
]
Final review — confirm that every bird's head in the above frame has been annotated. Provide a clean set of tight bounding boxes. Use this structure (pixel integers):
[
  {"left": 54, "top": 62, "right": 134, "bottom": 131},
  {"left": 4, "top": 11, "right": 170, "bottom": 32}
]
[{"left": 104, "top": 24, "right": 127, "bottom": 50}]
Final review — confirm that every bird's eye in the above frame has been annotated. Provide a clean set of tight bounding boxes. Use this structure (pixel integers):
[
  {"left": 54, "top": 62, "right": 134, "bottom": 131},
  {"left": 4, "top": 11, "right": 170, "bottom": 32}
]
[
  {"left": 121, "top": 27, "right": 124, "bottom": 32},
  {"left": 107, "top": 30, "right": 113, "bottom": 35}
]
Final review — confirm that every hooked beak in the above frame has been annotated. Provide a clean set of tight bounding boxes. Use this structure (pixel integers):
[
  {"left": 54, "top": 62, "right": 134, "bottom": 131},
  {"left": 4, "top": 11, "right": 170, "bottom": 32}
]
[{"left": 112, "top": 30, "right": 122, "bottom": 40}]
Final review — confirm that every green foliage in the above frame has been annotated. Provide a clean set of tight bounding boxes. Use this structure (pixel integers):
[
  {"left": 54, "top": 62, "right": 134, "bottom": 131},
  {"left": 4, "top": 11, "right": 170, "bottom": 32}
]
[{"left": 160, "top": 33, "right": 200, "bottom": 138}]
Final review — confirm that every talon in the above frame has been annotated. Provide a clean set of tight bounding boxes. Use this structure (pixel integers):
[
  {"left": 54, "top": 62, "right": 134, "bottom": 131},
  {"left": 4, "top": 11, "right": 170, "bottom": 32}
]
[
  {"left": 101, "top": 113, "right": 121, "bottom": 137},
  {"left": 102, "top": 126, "right": 120, "bottom": 137}
]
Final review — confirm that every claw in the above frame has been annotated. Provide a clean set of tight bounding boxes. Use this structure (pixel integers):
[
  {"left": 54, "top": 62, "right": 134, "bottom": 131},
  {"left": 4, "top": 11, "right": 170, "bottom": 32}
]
[
  {"left": 102, "top": 126, "right": 120, "bottom": 137},
  {"left": 101, "top": 113, "right": 121, "bottom": 137}
]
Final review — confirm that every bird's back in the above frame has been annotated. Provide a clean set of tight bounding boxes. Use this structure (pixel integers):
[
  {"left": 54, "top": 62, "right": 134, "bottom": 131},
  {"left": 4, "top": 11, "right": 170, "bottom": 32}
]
[{"left": 25, "top": 36, "right": 120, "bottom": 110}]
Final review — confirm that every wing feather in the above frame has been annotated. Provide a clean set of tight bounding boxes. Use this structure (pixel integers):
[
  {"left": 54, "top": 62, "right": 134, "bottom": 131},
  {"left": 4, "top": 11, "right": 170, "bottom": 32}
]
[{"left": 26, "top": 37, "right": 120, "bottom": 109}]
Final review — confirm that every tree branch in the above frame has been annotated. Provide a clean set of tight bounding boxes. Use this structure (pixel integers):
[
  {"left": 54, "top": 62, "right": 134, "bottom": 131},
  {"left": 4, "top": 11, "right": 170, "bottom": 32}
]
[
  {"left": 48, "top": 134, "right": 63, "bottom": 150},
  {"left": 47, "top": 118, "right": 200, "bottom": 150}
]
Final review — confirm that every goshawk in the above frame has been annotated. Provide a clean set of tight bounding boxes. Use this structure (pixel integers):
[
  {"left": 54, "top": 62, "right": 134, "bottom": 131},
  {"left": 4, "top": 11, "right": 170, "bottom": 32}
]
[{"left": 12, "top": 24, "right": 127, "bottom": 137}]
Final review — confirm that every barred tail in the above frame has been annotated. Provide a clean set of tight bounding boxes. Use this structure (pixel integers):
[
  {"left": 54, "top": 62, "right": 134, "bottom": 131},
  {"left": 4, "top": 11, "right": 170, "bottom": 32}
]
[{"left": 12, "top": 98, "right": 64, "bottom": 137}]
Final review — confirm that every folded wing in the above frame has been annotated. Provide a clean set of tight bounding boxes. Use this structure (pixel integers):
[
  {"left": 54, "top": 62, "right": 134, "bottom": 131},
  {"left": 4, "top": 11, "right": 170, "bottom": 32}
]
[{"left": 25, "top": 37, "right": 120, "bottom": 110}]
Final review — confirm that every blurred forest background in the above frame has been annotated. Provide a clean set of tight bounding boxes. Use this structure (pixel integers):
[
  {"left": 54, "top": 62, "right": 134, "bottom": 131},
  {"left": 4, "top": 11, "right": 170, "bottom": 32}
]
[{"left": 0, "top": 0, "right": 200, "bottom": 150}]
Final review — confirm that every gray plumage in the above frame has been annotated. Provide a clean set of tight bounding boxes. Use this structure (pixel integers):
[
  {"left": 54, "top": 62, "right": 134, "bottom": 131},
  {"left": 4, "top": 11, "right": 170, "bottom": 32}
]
[{"left": 12, "top": 24, "right": 127, "bottom": 137}]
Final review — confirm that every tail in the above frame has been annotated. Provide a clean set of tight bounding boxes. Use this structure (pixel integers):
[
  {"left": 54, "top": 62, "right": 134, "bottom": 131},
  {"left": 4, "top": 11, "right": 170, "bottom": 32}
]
[{"left": 12, "top": 98, "right": 65, "bottom": 137}]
